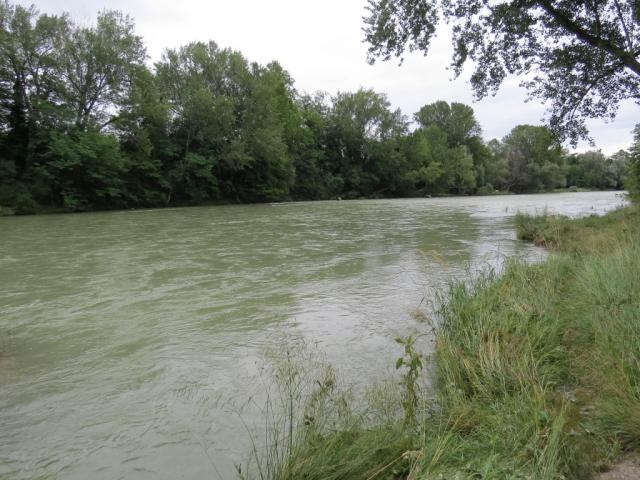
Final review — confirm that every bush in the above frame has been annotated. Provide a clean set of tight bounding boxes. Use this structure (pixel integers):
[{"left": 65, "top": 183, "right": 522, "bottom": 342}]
[
  {"left": 0, "top": 182, "right": 38, "bottom": 214},
  {"left": 0, "top": 205, "right": 15, "bottom": 216}
]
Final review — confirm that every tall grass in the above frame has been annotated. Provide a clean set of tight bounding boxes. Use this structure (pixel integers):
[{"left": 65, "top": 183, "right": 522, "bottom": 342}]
[{"left": 246, "top": 207, "right": 640, "bottom": 479}]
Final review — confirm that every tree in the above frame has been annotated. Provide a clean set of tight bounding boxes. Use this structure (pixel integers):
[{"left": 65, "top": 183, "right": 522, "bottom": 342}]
[
  {"left": 0, "top": 2, "right": 69, "bottom": 211},
  {"left": 61, "top": 10, "right": 146, "bottom": 131},
  {"left": 237, "top": 61, "right": 296, "bottom": 202},
  {"left": 156, "top": 42, "right": 299, "bottom": 203},
  {"left": 0, "top": 2, "right": 69, "bottom": 126},
  {"left": 466, "top": 135, "right": 493, "bottom": 191},
  {"left": 325, "top": 88, "right": 407, "bottom": 197},
  {"left": 1, "top": 0, "right": 630, "bottom": 214},
  {"left": 155, "top": 41, "right": 247, "bottom": 203},
  {"left": 501, "top": 125, "right": 566, "bottom": 192},
  {"left": 608, "top": 149, "right": 631, "bottom": 189},
  {"left": 364, "top": 0, "right": 640, "bottom": 143},
  {"left": 415, "top": 101, "right": 481, "bottom": 148},
  {"left": 42, "top": 129, "right": 128, "bottom": 211},
  {"left": 116, "top": 65, "right": 172, "bottom": 206},
  {"left": 290, "top": 92, "right": 334, "bottom": 199},
  {"left": 446, "top": 146, "right": 477, "bottom": 194},
  {"left": 566, "top": 150, "right": 626, "bottom": 189},
  {"left": 402, "top": 129, "right": 444, "bottom": 194},
  {"left": 415, "top": 101, "right": 488, "bottom": 192},
  {"left": 483, "top": 139, "right": 509, "bottom": 191},
  {"left": 628, "top": 124, "right": 640, "bottom": 199}
]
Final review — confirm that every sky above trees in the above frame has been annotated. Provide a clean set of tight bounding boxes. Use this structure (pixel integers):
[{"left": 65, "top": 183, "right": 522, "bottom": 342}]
[{"left": 18, "top": 0, "right": 638, "bottom": 154}]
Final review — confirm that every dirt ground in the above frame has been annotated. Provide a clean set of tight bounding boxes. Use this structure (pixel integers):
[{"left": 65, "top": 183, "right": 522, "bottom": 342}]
[{"left": 597, "top": 455, "right": 640, "bottom": 480}]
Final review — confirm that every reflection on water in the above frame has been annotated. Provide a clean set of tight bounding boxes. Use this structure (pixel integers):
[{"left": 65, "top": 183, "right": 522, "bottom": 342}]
[{"left": 0, "top": 191, "right": 626, "bottom": 479}]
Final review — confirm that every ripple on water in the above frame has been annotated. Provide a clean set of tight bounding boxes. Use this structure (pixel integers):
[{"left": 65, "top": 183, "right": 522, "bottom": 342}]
[{"left": 0, "top": 192, "right": 626, "bottom": 479}]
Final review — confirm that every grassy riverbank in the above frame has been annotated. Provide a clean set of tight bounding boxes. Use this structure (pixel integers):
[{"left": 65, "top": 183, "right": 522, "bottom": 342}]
[{"left": 249, "top": 206, "right": 640, "bottom": 479}]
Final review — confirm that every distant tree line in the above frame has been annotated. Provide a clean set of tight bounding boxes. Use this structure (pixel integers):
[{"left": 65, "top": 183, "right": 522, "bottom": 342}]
[{"left": 0, "top": 3, "right": 633, "bottom": 214}]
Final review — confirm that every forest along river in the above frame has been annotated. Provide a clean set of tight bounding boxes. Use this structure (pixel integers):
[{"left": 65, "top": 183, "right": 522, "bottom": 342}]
[{"left": 0, "top": 191, "right": 627, "bottom": 479}]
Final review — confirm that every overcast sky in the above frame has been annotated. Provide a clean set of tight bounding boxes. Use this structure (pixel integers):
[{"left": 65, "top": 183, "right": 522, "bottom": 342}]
[{"left": 20, "top": 0, "right": 639, "bottom": 154}]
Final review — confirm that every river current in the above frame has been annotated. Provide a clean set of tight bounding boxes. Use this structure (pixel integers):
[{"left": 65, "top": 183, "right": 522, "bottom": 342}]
[{"left": 0, "top": 191, "right": 626, "bottom": 479}]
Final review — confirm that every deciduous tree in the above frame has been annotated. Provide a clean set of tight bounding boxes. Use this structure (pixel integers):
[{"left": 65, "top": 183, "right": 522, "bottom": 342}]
[{"left": 364, "top": 0, "right": 640, "bottom": 143}]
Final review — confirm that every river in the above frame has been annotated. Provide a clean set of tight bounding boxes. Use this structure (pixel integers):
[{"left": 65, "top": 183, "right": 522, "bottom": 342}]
[{"left": 0, "top": 191, "right": 626, "bottom": 479}]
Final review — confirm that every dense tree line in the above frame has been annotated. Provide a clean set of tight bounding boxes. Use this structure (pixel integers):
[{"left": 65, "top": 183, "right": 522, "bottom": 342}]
[{"left": 0, "top": 3, "right": 632, "bottom": 214}]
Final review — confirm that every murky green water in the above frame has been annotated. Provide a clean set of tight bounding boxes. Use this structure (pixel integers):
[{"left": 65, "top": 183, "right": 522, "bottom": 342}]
[{"left": 0, "top": 192, "right": 626, "bottom": 479}]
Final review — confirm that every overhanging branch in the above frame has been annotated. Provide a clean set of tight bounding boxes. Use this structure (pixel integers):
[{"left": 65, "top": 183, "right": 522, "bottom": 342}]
[{"left": 535, "top": 0, "right": 640, "bottom": 76}]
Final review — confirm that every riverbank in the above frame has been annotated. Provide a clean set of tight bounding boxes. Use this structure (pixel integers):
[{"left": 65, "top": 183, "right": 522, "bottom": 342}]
[
  {"left": 252, "top": 205, "right": 640, "bottom": 479},
  {"left": 0, "top": 188, "right": 625, "bottom": 217}
]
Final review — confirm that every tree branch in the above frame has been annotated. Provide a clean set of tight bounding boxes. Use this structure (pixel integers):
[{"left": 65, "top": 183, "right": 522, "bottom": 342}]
[
  {"left": 613, "top": 0, "right": 634, "bottom": 51},
  {"left": 535, "top": 0, "right": 640, "bottom": 76}
]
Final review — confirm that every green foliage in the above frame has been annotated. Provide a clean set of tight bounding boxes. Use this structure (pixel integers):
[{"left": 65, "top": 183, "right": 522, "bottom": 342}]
[
  {"left": 364, "top": 0, "right": 640, "bottom": 144},
  {"left": 501, "top": 124, "right": 566, "bottom": 192},
  {"left": 0, "top": 1, "right": 632, "bottom": 215},
  {"left": 415, "top": 100, "right": 481, "bottom": 148},
  {"left": 62, "top": 9, "right": 146, "bottom": 130},
  {"left": 447, "top": 146, "right": 477, "bottom": 193},
  {"left": 627, "top": 124, "right": 640, "bottom": 200},
  {"left": 566, "top": 150, "right": 628, "bottom": 190},
  {"left": 516, "top": 206, "right": 637, "bottom": 254},
  {"left": 515, "top": 212, "right": 564, "bottom": 247},
  {"left": 0, "top": 180, "right": 36, "bottom": 213},
  {"left": 324, "top": 88, "right": 407, "bottom": 198},
  {"left": 394, "top": 335, "right": 424, "bottom": 426},
  {"left": 43, "top": 129, "right": 129, "bottom": 211}
]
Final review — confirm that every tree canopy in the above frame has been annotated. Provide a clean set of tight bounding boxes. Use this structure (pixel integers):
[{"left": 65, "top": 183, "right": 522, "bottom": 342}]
[
  {"left": 627, "top": 124, "right": 640, "bottom": 199},
  {"left": 0, "top": 1, "right": 632, "bottom": 215},
  {"left": 364, "top": 0, "right": 640, "bottom": 144}
]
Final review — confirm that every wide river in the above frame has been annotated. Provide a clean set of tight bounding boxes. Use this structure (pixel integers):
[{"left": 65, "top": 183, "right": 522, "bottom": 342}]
[{"left": 0, "top": 191, "right": 626, "bottom": 479}]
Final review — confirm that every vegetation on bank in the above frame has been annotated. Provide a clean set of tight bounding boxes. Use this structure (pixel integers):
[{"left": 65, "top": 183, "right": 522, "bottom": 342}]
[
  {"left": 245, "top": 206, "right": 640, "bottom": 479},
  {"left": 0, "top": 2, "right": 636, "bottom": 216}
]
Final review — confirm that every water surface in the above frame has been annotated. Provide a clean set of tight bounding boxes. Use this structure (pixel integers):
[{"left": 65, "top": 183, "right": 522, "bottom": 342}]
[{"left": 0, "top": 191, "right": 626, "bottom": 479}]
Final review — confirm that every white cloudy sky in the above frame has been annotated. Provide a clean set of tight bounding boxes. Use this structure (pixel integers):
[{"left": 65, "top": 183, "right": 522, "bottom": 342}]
[{"left": 20, "top": 0, "right": 639, "bottom": 153}]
